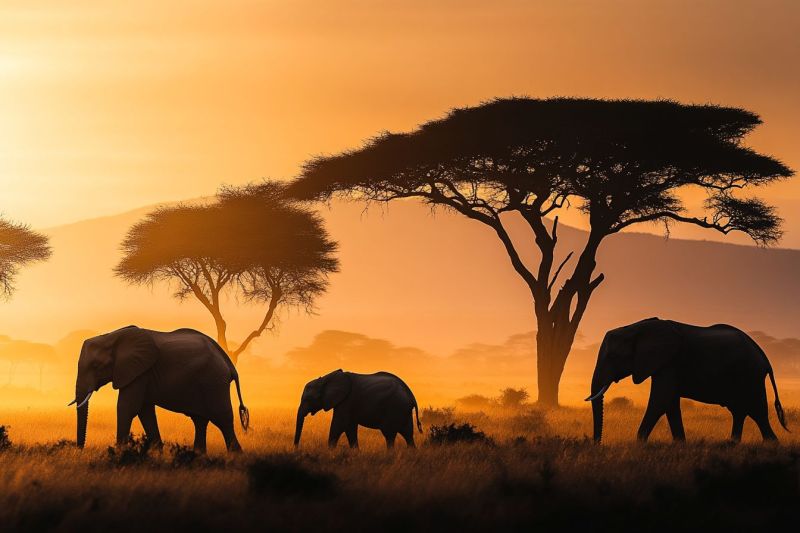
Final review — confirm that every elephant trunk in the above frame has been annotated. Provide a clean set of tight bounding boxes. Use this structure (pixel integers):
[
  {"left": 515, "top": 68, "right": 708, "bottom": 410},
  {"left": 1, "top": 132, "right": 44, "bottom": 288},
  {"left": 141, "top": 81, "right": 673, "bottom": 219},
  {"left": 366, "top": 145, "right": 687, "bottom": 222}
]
[
  {"left": 77, "top": 399, "right": 89, "bottom": 449},
  {"left": 74, "top": 377, "right": 92, "bottom": 449},
  {"left": 592, "top": 396, "right": 604, "bottom": 443},
  {"left": 589, "top": 371, "right": 611, "bottom": 443},
  {"left": 294, "top": 405, "right": 307, "bottom": 447}
]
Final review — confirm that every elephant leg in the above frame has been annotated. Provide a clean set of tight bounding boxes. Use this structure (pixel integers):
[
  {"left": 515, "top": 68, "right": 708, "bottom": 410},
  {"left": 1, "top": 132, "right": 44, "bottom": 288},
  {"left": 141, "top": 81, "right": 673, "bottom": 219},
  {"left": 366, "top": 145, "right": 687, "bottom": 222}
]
[
  {"left": 381, "top": 429, "right": 396, "bottom": 449},
  {"left": 637, "top": 377, "right": 675, "bottom": 441},
  {"left": 730, "top": 410, "right": 745, "bottom": 442},
  {"left": 138, "top": 404, "right": 163, "bottom": 449},
  {"left": 328, "top": 411, "right": 348, "bottom": 449},
  {"left": 192, "top": 417, "right": 209, "bottom": 453},
  {"left": 750, "top": 388, "right": 777, "bottom": 441},
  {"left": 212, "top": 413, "right": 242, "bottom": 452},
  {"left": 400, "top": 415, "right": 416, "bottom": 448},
  {"left": 116, "top": 405, "right": 136, "bottom": 447},
  {"left": 116, "top": 384, "right": 146, "bottom": 446},
  {"left": 328, "top": 424, "right": 344, "bottom": 448},
  {"left": 345, "top": 425, "right": 359, "bottom": 449},
  {"left": 665, "top": 399, "right": 686, "bottom": 442}
]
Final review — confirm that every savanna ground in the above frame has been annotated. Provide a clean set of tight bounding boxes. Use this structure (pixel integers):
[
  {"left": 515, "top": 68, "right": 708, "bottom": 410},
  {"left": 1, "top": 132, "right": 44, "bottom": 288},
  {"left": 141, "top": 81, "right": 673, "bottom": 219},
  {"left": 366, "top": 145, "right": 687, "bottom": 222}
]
[{"left": 2, "top": 399, "right": 800, "bottom": 532}]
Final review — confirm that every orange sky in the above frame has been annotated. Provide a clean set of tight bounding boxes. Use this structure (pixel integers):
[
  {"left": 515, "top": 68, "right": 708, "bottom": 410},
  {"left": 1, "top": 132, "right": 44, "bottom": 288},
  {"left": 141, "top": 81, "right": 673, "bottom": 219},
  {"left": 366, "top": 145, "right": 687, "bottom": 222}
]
[
  {"left": 2, "top": 2, "right": 800, "bottom": 408},
  {"left": 1, "top": 0, "right": 798, "bottom": 243}
]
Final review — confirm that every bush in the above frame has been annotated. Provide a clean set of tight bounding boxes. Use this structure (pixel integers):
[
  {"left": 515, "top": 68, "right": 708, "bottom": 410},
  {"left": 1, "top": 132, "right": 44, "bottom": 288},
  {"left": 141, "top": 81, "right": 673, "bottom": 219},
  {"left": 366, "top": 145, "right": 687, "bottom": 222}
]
[
  {"left": 167, "top": 444, "right": 223, "bottom": 469},
  {"left": 106, "top": 433, "right": 154, "bottom": 466},
  {"left": 456, "top": 394, "right": 494, "bottom": 411},
  {"left": 607, "top": 396, "right": 634, "bottom": 410},
  {"left": 421, "top": 406, "right": 455, "bottom": 426},
  {"left": 248, "top": 454, "right": 337, "bottom": 499},
  {"left": 498, "top": 388, "right": 529, "bottom": 410},
  {"left": 0, "top": 425, "right": 11, "bottom": 451},
  {"left": 428, "top": 423, "right": 494, "bottom": 446}
]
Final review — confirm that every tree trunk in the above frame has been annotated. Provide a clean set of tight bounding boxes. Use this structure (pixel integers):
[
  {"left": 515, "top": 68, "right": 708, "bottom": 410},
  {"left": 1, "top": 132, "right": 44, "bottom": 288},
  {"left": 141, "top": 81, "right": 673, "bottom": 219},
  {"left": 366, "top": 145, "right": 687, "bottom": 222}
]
[
  {"left": 533, "top": 232, "right": 604, "bottom": 407},
  {"left": 535, "top": 320, "right": 574, "bottom": 407},
  {"left": 212, "top": 313, "right": 234, "bottom": 364}
]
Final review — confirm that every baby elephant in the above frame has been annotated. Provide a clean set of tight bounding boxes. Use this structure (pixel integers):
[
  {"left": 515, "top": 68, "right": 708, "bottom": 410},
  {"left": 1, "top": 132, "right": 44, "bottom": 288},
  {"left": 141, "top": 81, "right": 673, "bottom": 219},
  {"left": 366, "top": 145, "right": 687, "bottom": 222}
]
[{"left": 294, "top": 370, "right": 422, "bottom": 449}]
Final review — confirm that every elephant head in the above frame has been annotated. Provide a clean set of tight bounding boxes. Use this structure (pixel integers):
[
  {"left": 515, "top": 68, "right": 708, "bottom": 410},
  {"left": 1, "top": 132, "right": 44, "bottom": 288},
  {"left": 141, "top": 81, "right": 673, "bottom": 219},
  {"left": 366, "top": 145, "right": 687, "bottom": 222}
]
[
  {"left": 71, "top": 326, "right": 157, "bottom": 448},
  {"left": 586, "top": 318, "right": 679, "bottom": 442},
  {"left": 294, "top": 369, "right": 351, "bottom": 447}
]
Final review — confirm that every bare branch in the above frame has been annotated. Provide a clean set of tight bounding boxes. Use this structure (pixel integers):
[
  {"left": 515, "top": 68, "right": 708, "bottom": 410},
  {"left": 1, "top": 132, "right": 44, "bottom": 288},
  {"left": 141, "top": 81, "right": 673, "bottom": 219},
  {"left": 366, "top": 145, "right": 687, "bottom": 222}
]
[{"left": 548, "top": 251, "right": 574, "bottom": 292}]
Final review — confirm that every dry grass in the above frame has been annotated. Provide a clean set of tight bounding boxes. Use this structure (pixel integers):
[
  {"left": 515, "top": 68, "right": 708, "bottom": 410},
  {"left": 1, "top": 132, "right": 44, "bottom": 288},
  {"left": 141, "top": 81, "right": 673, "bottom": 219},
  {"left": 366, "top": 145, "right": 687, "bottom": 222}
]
[{"left": 1, "top": 403, "right": 799, "bottom": 531}]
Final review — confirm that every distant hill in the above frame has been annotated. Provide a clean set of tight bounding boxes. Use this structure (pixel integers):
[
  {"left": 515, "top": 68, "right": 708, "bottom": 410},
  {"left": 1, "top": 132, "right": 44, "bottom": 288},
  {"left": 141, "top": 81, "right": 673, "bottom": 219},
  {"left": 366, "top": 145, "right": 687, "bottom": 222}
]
[
  {"left": 3, "top": 326, "right": 800, "bottom": 408},
  {"left": 2, "top": 198, "right": 799, "bottom": 363}
]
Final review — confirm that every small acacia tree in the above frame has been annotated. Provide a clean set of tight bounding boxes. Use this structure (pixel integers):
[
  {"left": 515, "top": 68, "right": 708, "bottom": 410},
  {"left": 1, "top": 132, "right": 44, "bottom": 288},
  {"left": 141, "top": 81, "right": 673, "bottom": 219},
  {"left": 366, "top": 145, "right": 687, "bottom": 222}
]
[
  {"left": 115, "top": 182, "right": 339, "bottom": 364},
  {"left": 288, "top": 97, "right": 793, "bottom": 406},
  {"left": 0, "top": 218, "right": 51, "bottom": 298}
]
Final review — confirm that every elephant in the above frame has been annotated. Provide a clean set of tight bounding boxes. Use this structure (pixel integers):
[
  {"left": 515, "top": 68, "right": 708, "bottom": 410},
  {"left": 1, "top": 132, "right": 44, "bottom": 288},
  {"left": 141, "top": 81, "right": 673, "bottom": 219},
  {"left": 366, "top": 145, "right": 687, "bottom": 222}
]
[
  {"left": 586, "top": 318, "right": 788, "bottom": 443},
  {"left": 71, "top": 325, "right": 249, "bottom": 452},
  {"left": 294, "top": 370, "right": 422, "bottom": 449}
]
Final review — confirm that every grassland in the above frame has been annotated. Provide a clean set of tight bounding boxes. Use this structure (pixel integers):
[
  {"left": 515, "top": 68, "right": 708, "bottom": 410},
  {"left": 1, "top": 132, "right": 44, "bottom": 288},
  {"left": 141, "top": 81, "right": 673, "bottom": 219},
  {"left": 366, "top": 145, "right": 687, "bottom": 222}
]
[{"left": 1, "top": 402, "right": 799, "bottom": 532}]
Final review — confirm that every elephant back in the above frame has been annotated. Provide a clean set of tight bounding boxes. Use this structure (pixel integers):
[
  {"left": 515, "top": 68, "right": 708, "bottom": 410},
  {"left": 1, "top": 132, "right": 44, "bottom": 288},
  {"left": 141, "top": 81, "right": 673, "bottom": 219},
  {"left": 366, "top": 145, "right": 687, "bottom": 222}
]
[{"left": 151, "top": 330, "right": 232, "bottom": 391}]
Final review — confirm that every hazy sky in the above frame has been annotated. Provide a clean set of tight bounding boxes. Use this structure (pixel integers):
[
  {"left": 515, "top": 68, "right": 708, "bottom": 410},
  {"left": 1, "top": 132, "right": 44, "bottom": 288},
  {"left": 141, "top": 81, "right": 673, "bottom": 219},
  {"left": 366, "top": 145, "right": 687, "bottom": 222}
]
[{"left": 1, "top": 0, "right": 799, "bottom": 242}]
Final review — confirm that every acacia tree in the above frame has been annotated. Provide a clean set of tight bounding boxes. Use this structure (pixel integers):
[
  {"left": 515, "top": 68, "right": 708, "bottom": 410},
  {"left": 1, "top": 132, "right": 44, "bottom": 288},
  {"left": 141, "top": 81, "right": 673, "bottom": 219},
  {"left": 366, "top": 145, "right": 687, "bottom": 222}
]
[
  {"left": 0, "top": 218, "right": 51, "bottom": 298},
  {"left": 288, "top": 97, "right": 793, "bottom": 406},
  {"left": 115, "top": 182, "right": 339, "bottom": 364}
]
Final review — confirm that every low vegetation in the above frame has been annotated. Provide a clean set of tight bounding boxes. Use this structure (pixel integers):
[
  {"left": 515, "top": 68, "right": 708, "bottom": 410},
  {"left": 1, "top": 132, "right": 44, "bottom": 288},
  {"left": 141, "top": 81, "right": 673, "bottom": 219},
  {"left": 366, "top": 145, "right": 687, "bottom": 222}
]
[
  {"left": 0, "top": 405, "right": 798, "bottom": 531},
  {"left": 0, "top": 424, "right": 11, "bottom": 451}
]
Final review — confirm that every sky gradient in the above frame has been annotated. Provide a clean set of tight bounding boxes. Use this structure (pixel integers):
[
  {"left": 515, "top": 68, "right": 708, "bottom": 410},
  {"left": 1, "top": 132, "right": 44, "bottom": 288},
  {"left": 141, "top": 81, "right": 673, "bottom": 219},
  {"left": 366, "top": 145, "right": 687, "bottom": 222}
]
[{"left": 1, "top": 0, "right": 798, "bottom": 242}]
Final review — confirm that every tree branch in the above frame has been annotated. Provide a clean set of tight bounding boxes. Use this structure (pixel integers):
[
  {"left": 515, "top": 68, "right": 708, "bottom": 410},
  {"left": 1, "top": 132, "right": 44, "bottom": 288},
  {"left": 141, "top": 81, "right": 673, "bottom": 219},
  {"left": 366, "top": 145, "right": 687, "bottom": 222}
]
[
  {"left": 231, "top": 288, "right": 282, "bottom": 357},
  {"left": 547, "top": 251, "right": 574, "bottom": 292},
  {"left": 570, "top": 272, "right": 605, "bottom": 328},
  {"left": 612, "top": 212, "right": 730, "bottom": 235}
]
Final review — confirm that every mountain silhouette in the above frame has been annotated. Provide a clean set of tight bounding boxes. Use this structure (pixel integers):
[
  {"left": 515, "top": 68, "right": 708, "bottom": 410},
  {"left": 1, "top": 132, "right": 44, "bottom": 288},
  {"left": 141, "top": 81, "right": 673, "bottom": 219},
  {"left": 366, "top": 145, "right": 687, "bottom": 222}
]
[{"left": 2, "top": 198, "right": 798, "bottom": 362}]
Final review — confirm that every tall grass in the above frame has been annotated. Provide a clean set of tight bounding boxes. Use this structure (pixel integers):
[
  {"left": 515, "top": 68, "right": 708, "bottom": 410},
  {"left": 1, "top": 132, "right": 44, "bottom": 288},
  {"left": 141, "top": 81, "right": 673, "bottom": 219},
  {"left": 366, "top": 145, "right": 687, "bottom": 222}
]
[{"left": 0, "top": 404, "right": 798, "bottom": 531}]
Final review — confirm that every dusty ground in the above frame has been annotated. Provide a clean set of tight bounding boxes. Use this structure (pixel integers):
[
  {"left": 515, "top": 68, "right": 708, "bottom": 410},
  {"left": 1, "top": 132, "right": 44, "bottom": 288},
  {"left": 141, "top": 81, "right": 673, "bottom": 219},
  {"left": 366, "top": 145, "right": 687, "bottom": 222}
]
[{"left": 1, "top": 402, "right": 799, "bottom": 532}]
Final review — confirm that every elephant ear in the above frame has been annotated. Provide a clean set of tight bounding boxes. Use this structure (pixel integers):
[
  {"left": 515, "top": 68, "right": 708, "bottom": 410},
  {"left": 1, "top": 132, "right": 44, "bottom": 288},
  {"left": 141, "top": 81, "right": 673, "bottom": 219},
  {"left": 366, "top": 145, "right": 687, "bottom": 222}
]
[
  {"left": 632, "top": 320, "right": 680, "bottom": 384},
  {"left": 321, "top": 370, "right": 351, "bottom": 411},
  {"left": 111, "top": 327, "right": 159, "bottom": 389}
]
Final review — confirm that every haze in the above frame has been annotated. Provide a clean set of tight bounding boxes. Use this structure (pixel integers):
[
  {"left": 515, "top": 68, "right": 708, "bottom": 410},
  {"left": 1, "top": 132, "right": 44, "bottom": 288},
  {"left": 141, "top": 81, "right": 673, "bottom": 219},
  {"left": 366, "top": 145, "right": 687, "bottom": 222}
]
[{"left": 1, "top": 0, "right": 799, "bottom": 406}]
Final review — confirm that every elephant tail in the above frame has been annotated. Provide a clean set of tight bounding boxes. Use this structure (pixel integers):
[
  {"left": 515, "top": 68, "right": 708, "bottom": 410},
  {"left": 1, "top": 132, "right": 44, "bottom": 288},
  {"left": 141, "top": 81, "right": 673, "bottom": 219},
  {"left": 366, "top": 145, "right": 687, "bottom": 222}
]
[
  {"left": 233, "top": 372, "right": 250, "bottom": 432},
  {"left": 768, "top": 368, "right": 789, "bottom": 432}
]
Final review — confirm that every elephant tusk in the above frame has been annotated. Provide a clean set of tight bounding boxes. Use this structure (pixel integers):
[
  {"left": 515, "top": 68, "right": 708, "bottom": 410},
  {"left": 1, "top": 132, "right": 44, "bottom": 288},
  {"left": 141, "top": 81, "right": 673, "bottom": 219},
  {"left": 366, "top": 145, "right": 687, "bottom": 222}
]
[
  {"left": 67, "top": 399, "right": 76, "bottom": 406},
  {"left": 584, "top": 383, "right": 610, "bottom": 402},
  {"left": 75, "top": 392, "right": 93, "bottom": 409}
]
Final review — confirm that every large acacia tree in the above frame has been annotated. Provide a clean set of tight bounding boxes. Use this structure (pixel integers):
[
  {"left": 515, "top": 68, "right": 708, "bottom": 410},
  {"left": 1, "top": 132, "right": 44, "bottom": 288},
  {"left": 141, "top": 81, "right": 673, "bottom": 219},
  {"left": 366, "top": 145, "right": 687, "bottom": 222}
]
[
  {"left": 288, "top": 97, "right": 792, "bottom": 406},
  {"left": 116, "top": 182, "right": 339, "bottom": 364},
  {"left": 0, "top": 218, "right": 51, "bottom": 298}
]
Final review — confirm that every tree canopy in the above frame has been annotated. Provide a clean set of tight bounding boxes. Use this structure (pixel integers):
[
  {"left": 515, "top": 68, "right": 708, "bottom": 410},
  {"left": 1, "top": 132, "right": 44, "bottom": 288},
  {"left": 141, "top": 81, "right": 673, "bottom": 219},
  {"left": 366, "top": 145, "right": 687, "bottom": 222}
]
[
  {"left": 288, "top": 97, "right": 792, "bottom": 405},
  {"left": 116, "top": 181, "right": 339, "bottom": 362},
  {"left": 0, "top": 218, "right": 51, "bottom": 297}
]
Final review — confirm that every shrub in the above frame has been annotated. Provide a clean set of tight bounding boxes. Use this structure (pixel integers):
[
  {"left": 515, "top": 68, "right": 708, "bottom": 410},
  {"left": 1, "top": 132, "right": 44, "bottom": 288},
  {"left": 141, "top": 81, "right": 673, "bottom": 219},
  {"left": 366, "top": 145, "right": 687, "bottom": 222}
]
[
  {"left": 248, "top": 454, "right": 337, "bottom": 499},
  {"left": 456, "top": 394, "right": 494, "bottom": 411},
  {"left": 167, "top": 444, "right": 225, "bottom": 469},
  {"left": 510, "top": 435, "right": 528, "bottom": 447},
  {"left": 421, "top": 406, "right": 455, "bottom": 426},
  {"left": 498, "top": 388, "right": 529, "bottom": 410},
  {"left": 428, "top": 423, "right": 494, "bottom": 446},
  {"left": 607, "top": 396, "right": 634, "bottom": 410},
  {"left": 106, "top": 433, "right": 154, "bottom": 466},
  {"left": 0, "top": 425, "right": 11, "bottom": 451}
]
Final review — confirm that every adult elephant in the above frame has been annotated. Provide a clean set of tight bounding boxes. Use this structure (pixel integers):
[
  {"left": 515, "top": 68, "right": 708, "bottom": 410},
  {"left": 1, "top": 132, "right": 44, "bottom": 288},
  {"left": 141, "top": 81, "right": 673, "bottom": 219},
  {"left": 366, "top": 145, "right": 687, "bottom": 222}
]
[
  {"left": 70, "top": 325, "right": 249, "bottom": 452},
  {"left": 587, "top": 318, "right": 788, "bottom": 443},
  {"left": 294, "top": 370, "right": 422, "bottom": 449}
]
